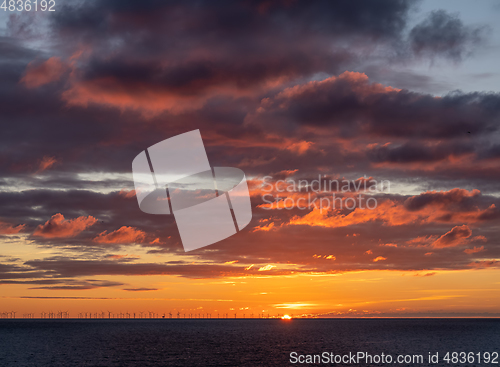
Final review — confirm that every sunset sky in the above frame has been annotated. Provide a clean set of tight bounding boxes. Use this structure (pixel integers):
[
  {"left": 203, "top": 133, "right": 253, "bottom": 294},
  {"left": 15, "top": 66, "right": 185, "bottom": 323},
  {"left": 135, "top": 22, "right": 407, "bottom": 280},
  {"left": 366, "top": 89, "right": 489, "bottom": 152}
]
[{"left": 1, "top": 0, "right": 500, "bottom": 318}]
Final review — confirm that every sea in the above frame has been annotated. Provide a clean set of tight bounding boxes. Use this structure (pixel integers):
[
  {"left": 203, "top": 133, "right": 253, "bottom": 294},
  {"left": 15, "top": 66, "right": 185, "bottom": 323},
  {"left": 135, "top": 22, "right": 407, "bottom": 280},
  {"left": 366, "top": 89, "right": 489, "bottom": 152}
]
[{"left": 0, "top": 318, "right": 498, "bottom": 366}]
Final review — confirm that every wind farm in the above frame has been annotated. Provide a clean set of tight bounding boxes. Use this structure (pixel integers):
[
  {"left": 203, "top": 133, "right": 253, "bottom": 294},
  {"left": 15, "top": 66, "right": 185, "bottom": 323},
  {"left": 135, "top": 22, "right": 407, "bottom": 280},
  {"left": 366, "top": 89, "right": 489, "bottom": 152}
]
[{"left": 1, "top": 310, "right": 293, "bottom": 319}]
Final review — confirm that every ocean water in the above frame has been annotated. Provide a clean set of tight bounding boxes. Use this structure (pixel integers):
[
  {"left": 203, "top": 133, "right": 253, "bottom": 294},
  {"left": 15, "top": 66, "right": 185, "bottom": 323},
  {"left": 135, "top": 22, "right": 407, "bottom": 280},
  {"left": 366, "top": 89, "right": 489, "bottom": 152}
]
[{"left": 0, "top": 319, "right": 498, "bottom": 366}]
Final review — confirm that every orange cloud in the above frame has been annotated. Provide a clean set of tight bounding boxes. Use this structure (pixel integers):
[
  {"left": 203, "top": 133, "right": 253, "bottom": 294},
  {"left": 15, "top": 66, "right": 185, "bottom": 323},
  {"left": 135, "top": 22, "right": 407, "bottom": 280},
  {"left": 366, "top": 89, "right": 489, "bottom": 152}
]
[
  {"left": 21, "top": 57, "right": 68, "bottom": 88},
  {"left": 60, "top": 72, "right": 287, "bottom": 116},
  {"left": 118, "top": 189, "right": 136, "bottom": 198},
  {"left": 432, "top": 225, "right": 471, "bottom": 248},
  {"left": 472, "top": 235, "right": 487, "bottom": 242},
  {"left": 464, "top": 246, "right": 485, "bottom": 254},
  {"left": 288, "top": 189, "right": 494, "bottom": 229},
  {"left": 468, "top": 260, "right": 499, "bottom": 268},
  {"left": 286, "top": 140, "right": 313, "bottom": 155},
  {"left": 94, "top": 226, "right": 146, "bottom": 244},
  {"left": 61, "top": 80, "right": 205, "bottom": 115},
  {"left": 33, "top": 214, "right": 97, "bottom": 238},
  {"left": 406, "top": 235, "right": 437, "bottom": 247},
  {"left": 274, "top": 72, "right": 400, "bottom": 102},
  {"left": 0, "top": 222, "right": 26, "bottom": 235},
  {"left": 37, "top": 156, "right": 58, "bottom": 173},
  {"left": 252, "top": 222, "right": 276, "bottom": 232},
  {"left": 258, "top": 265, "right": 276, "bottom": 271},
  {"left": 373, "top": 256, "right": 387, "bottom": 262},
  {"left": 288, "top": 200, "right": 410, "bottom": 228}
]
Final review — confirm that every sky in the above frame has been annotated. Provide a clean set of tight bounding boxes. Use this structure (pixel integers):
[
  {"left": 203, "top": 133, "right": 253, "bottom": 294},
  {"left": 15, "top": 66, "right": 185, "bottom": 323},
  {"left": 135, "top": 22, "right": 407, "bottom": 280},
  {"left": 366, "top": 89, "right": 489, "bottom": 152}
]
[{"left": 0, "top": 0, "right": 499, "bottom": 318}]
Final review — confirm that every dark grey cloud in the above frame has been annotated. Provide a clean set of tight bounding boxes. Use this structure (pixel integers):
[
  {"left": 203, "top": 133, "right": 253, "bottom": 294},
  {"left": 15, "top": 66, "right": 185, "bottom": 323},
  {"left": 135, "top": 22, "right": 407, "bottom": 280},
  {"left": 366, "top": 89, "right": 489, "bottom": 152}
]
[
  {"left": 122, "top": 287, "right": 158, "bottom": 292},
  {"left": 403, "top": 188, "right": 483, "bottom": 212},
  {"left": 52, "top": 0, "right": 415, "bottom": 43},
  {"left": 29, "top": 279, "right": 124, "bottom": 290},
  {"left": 367, "top": 141, "right": 475, "bottom": 163},
  {"left": 254, "top": 78, "right": 500, "bottom": 139},
  {"left": 409, "top": 10, "right": 488, "bottom": 61}
]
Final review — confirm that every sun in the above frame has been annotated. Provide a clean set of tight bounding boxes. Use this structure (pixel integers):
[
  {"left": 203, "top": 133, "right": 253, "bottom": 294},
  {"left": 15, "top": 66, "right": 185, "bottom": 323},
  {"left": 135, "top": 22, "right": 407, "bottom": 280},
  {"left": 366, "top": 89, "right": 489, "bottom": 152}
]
[{"left": 281, "top": 314, "right": 292, "bottom": 320}]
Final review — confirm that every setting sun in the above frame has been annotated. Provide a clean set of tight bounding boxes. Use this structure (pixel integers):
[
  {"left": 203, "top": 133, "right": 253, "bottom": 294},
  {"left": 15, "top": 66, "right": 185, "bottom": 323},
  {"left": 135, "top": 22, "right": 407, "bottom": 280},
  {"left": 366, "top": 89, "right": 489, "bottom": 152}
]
[{"left": 281, "top": 315, "right": 292, "bottom": 320}]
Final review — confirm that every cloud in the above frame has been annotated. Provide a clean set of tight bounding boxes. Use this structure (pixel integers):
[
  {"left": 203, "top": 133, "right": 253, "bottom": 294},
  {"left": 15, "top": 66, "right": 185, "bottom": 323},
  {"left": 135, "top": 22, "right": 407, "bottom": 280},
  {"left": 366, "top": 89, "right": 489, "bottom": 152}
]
[
  {"left": 404, "top": 188, "right": 481, "bottom": 211},
  {"left": 21, "top": 57, "right": 68, "bottom": 88},
  {"left": 468, "top": 260, "right": 499, "bottom": 269},
  {"left": 94, "top": 226, "right": 146, "bottom": 244},
  {"left": 36, "top": 156, "right": 59, "bottom": 173},
  {"left": 0, "top": 221, "right": 26, "bottom": 235},
  {"left": 0, "top": 0, "right": 498, "bottom": 283},
  {"left": 33, "top": 213, "right": 98, "bottom": 238},
  {"left": 409, "top": 10, "right": 488, "bottom": 62},
  {"left": 250, "top": 71, "right": 500, "bottom": 140},
  {"left": 414, "top": 272, "right": 436, "bottom": 277},
  {"left": 464, "top": 246, "right": 485, "bottom": 254},
  {"left": 118, "top": 189, "right": 136, "bottom": 198},
  {"left": 366, "top": 141, "right": 475, "bottom": 165},
  {"left": 258, "top": 265, "right": 276, "bottom": 271},
  {"left": 287, "top": 189, "right": 495, "bottom": 229},
  {"left": 432, "top": 225, "right": 472, "bottom": 248},
  {"left": 21, "top": 257, "right": 286, "bottom": 279},
  {"left": 252, "top": 222, "right": 276, "bottom": 232},
  {"left": 30, "top": 279, "right": 123, "bottom": 290},
  {"left": 30, "top": 0, "right": 485, "bottom": 116},
  {"left": 122, "top": 287, "right": 158, "bottom": 292}
]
